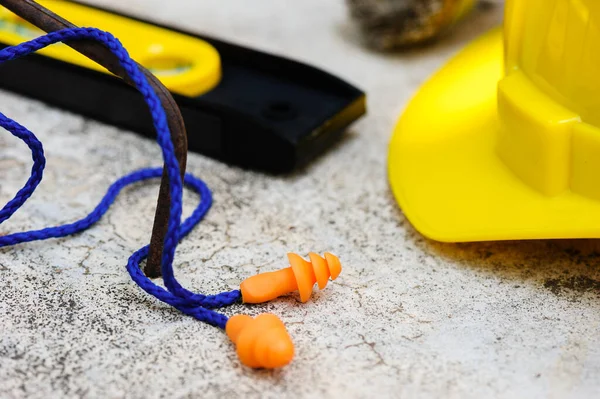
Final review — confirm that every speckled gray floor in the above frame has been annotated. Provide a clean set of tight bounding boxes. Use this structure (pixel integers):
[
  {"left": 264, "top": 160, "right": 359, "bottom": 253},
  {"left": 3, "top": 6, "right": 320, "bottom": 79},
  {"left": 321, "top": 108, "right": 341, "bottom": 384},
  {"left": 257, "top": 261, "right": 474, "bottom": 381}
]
[{"left": 1, "top": 1, "right": 599, "bottom": 398}]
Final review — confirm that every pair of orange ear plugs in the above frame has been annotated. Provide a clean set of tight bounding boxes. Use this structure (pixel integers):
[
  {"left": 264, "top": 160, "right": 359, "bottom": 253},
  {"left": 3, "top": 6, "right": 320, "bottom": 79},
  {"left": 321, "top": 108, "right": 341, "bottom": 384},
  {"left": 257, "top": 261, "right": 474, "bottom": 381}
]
[{"left": 227, "top": 252, "right": 342, "bottom": 369}]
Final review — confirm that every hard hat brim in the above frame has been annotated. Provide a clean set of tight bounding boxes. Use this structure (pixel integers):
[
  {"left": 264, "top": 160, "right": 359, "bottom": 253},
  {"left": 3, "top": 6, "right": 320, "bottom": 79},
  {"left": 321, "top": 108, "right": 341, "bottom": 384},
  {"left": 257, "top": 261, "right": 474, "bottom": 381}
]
[{"left": 388, "top": 27, "right": 600, "bottom": 242}]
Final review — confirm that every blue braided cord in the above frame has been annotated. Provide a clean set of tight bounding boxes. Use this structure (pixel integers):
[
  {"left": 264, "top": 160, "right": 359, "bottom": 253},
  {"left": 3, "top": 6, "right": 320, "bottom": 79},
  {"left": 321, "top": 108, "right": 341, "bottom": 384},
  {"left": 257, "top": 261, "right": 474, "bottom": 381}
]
[
  {"left": 0, "top": 27, "right": 241, "bottom": 329},
  {"left": 0, "top": 113, "right": 45, "bottom": 224}
]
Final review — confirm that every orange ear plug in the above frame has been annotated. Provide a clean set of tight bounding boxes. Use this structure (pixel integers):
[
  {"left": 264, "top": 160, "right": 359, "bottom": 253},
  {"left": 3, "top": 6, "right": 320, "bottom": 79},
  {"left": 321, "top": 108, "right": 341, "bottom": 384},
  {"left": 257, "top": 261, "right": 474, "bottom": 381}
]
[
  {"left": 240, "top": 252, "right": 342, "bottom": 303},
  {"left": 226, "top": 313, "right": 294, "bottom": 369}
]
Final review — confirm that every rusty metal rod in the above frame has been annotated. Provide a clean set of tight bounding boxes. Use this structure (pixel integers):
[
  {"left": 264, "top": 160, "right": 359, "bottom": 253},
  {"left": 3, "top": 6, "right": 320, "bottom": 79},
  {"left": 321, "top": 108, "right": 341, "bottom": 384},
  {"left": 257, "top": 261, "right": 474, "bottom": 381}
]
[{"left": 0, "top": 0, "right": 187, "bottom": 278}]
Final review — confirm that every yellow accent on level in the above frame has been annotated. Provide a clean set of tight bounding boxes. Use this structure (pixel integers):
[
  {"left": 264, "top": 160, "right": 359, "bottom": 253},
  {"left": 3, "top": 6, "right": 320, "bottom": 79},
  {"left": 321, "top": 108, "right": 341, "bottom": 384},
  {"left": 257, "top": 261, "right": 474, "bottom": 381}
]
[{"left": 0, "top": 1, "right": 221, "bottom": 97}]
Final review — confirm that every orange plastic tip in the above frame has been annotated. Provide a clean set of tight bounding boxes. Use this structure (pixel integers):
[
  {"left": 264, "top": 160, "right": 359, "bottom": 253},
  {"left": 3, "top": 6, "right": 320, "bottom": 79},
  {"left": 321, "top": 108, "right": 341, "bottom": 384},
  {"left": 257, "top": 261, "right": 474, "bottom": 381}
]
[
  {"left": 226, "top": 313, "right": 294, "bottom": 369},
  {"left": 240, "top": 252, "right": 342, "bottom": 303}
]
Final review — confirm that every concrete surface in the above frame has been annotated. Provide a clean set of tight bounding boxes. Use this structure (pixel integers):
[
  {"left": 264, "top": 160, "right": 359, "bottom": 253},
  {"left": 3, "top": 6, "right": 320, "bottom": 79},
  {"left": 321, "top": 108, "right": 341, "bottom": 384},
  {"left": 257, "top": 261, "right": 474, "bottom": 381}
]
[{"left": 1, "top": 1, "right": 599, "bottom": 398}]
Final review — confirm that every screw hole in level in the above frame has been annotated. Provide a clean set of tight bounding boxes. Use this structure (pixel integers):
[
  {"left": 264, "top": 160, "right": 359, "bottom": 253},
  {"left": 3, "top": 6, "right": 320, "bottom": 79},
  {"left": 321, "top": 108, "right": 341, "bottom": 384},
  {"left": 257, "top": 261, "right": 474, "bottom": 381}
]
[{"left": 263, "top": 101, "right": 297, "bottom": 121}]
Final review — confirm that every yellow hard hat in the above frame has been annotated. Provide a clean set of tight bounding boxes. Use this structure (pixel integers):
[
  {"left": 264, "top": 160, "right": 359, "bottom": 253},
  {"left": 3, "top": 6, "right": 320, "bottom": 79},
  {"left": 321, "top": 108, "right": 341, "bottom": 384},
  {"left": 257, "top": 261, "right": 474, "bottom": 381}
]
[{"left": 388, "top": 0, "right": 600, "bottom": 242}]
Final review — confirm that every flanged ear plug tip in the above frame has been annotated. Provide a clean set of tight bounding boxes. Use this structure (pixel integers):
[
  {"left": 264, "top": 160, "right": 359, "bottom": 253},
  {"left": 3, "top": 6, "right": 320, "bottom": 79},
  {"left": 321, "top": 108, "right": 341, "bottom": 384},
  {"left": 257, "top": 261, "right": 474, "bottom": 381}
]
[
  {"left": 240, "top": 252, "right": 342, "bottom": 303},
  {"left": 226, "top": 313, "right": 294, "bottom": 369}
]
